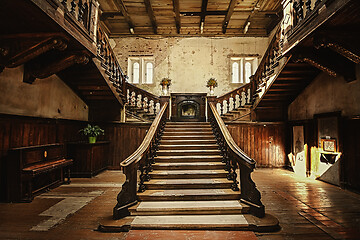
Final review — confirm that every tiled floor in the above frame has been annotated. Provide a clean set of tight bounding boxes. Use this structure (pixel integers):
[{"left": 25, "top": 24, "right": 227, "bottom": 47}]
[{"left": 0, "top": 169, "right": 359, "bottom": 239}]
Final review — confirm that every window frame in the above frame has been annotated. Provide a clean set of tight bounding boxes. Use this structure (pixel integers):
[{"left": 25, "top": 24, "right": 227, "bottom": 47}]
[
  {"left": 127, "top": 56, "right": 155, "bottom": 85},
  {"left": 230, "top": 56, "right": 258, "bottom": 84}
]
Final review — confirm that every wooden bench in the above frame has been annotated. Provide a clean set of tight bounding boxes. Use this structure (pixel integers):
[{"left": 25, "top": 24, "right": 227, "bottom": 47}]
[{"left": 5, "top": 143, "right": 73, "bottom": 202}]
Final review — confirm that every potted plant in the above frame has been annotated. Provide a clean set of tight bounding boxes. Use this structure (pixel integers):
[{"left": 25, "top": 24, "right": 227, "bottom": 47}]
[
  {"left": 160, "top": 78, "right": 172, "bottom": 95},
  {"left": 206, "top": 77, "right": 218, "bottom": 95},
  {"left": 79, "top": 124, "right": 105, "bottom": 143}
]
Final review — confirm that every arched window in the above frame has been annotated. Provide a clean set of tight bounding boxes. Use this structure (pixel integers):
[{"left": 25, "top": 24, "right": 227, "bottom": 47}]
[
  {"left": 132, "top": 62, "right": 140, "bottom": 84},
  {"left": 232, "top": 62, "right": 239, "bottom": 83},
  {"left": 145, "top": 62, "right": 153, "bottom": 84},
  {"left": 245, "top": 62, "right": 252, "bottom": 83}
]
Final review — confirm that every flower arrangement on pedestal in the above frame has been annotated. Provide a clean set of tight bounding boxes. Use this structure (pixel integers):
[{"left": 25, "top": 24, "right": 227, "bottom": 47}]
[
  {"left": 206, "top": 77, "right": 218, "bottom": 95},
  {"left": 160, "top": 78, "right": 172, "bottom": 95}
]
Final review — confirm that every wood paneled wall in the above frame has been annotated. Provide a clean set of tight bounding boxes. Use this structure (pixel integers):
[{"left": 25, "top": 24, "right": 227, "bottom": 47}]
[
  {"left": 226, "top": 122, "right": 287, "bottom": 167},
  {"left": 0, "top": 114, "right": 150, "bottom": 200},
  {"left": 105, "top": 123, "right": 150, "bottom": 169},
  {"left": 342, "top": 118, "right": 360, "bottom": 191}
]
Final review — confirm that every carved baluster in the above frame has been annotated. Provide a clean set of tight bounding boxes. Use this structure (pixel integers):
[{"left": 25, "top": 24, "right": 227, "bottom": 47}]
[
  {"left": 293, "top": 1, "right": 299, "bottom": 26},
  {"left": 138, "top": 163, "right": 146, "bottom": 192},
  {"left": 78, "top": 0, "right": 84, "bottom": 24},
  {"left": 305, "top": 0, "right": 312, "bottom": 16},
  {"left": 226, "top": 100, "right": 230, "bottom": 113},
  {"left": 70, "top": 0, "right": 76, "bottom": 15},
  {"left": 298, "top": 0, "right": 304, "bottom": 21},
  {"left": 230, "top": 159, "right": 239, "bottom": 191},
  {"left": 153, "top": 101, "right": 157, "bottom": 114},
  {"left": 61, "top": 0, "right": 68, "bottom": 8}
]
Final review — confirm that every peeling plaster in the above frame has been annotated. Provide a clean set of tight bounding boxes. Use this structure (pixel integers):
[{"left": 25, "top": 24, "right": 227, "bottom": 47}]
[{"left": 112, "top": 37, "right": 269, "bottom": 96}]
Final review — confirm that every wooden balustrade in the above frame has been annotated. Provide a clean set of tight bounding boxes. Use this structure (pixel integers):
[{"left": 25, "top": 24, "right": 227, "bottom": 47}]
[
  {"left": 113, "top": 103, "right": 168, "bottom": 219},
  {"left": 126, "top": 83, "right": 161, "bottom": 116},
  {"left": 215, "top": 83, "right": 253, "bottom": 116},
  {"left": 96, "top": 26, "right": 127, "bottom": 100},
  {"left": 292, "top": 0, "right": 323, "bottom": 30},
  {"left": 59, "top": 0, "right": 99, "bottom": 40},
  {"left": 208, "top": 102, "right": 265, "bottom": 218}
]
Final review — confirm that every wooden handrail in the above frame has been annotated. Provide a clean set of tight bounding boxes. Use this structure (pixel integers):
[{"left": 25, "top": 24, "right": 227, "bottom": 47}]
[
  {"left": 209, "top": 102, "right": 255, "bottom": 168},
  {"left": 121, "top": 102, "right": 167, "bottom": 167},
  {"left": 208, "top": 102, "right": 265, "bottom": 217},
  {"left": 113, "top": 102, "right": 168, "bottom": 219}
]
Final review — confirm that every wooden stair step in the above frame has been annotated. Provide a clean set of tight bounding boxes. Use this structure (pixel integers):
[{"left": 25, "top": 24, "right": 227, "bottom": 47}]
[
  {"left": 129, "top": 200, "right": 249, "bottom": 215},
  {"left": 152, "top": 162, "right": 225, "bottom": 170},
  {"left": 163, "top": 131, "right": 213, "bottom": 136},
  {"left": 162, "top": 135, "right": 215, "bottom": 140},
  {"left": 159, "top": 144, "right": 218, "bottom": 150},
  {"left": 145, "top": 178, "right": 232, "bottom": 189},
  {"left": 166, "top": 122, "right": 210, "bottom": 126},
  {"left": 149, "top": 170, "right": 228, "bottom": 179},
  {"left": 160, "top": 139, "right": 217, "bottom": 145},
  {"left": 157, "top": 149, "right": 221, "bottom": 156},
  {"left": 164, "top": 127, "right": 212, "bottom": 132},
  {"left": 155, "top": 155, "right": 222, "bottom": 162},
  {"left": 138, "top": 189, "right": 240, "bottom": 201}
]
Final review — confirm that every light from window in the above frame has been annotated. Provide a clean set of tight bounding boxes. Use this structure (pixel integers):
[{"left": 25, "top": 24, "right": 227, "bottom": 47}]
[
  {"left": 133, "top": 62, "right": 139, "bottom": 84},
  {"left": 245, "top": 62, "right": 252, "bottom": 83},
  {"left": 232, "top": 62, "right": 239, "bottom": 83},
  {"left": 145, "top": 62, "right": 153, "bottom": 84}
]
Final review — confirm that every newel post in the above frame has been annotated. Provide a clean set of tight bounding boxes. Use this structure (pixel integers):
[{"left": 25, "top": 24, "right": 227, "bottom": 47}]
[
  {"left": 207, "top": 96, "right": 217, "bottom": 120},
  {"left": 113, "top": 162, "right": 138, "bottom": 219},
  {"left": 160, "top": 96, "right": 170, "bottom": 119}
]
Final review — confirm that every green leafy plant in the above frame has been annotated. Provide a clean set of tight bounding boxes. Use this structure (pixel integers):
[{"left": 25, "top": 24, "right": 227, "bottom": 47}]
[
  {"left": 206, "top": 77, "right": 218, "bottom": 88},
  {"left": 79, "top": 124, "right": 104, "bottom": 137},
  {"left": 160, "top": 78, "right": 172, "bottom": 86}
]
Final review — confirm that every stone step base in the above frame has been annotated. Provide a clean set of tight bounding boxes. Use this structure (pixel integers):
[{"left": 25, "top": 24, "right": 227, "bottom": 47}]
[
  {"left": 138, "top": 189, "right": 240, "bottom": 201},
  {"left": 149, "top": 170, "right": 228, "bottom": 179},
  {"left": 145, "top": 178, "right": 232, "bottom": 189},
  {"left": 152, "top": 162, "right": 225, "bottom": 170}
]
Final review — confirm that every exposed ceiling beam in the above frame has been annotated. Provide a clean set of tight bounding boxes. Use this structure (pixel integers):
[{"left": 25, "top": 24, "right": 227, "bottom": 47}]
[
  {"left": 200, "top": 0, "right": 208, "bottom": 34},
  {"left": 222, "top": 0, "right": 237, "bottom": 34},
  {"left": 181, "top": 11, "right": 227, "bottom": 16},
  {"left": 172, "top": 0, "right": 181, "bottom": 34},
  {"left": 100, "top": 12, "right": 123, "bottom": 21},
  {"left": 113, "top": 0, "right": 135, "bottom": 34},
  {"left": 144, "top": 0, "right": 158, "bottom": 34}
]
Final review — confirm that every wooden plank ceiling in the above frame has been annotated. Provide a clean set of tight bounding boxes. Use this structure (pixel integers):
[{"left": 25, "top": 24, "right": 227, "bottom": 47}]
[{"left": 98, "top": 0, "right": 282, "bottom": 37}]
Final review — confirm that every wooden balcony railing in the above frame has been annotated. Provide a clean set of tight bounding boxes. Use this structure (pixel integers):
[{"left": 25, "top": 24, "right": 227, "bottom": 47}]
[
  {"left": 215, "top": 82, "right": 253, "bottom": 116},
  {"left": 58, "top": 0, "right": 99, "bottom": 43},
  {"left": 208, "top": 102, "right": 265, "bottom": 218},
  {"left": 96, "top": 26, "right": 127, "bottom": 102},
  {"left": 113, "top": 103, "right": 169, "bottom": 219},
  {"left": 126, "top": 83, "right": 161, "bottom": 116}
]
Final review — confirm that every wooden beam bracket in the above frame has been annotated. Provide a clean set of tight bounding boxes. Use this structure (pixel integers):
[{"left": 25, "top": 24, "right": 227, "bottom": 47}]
[
  {"left": 23, "top": 51, "right": 90, "bottom": 84},
  {"left": 0, "top": 34, "right": 68, "bottom": 71},
  {"left": 314, "top": 35, "right": 360, "bottom": 64}
]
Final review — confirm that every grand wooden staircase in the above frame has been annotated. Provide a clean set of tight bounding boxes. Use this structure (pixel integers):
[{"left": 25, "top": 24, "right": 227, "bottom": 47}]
[{"left": 128, "top": 122, "right": 251, "bottom": 229}]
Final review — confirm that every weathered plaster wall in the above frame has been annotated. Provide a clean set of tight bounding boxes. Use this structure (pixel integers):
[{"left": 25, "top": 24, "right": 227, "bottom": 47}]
[
  {"left": 0, "top": 66, "right": 88, "bottom": 121},
  {"left": 289, "top": 64, "right": 360, "bottom": 120},
  {"left": 112, "top": 37, "right": 269, "bottom": 96}
]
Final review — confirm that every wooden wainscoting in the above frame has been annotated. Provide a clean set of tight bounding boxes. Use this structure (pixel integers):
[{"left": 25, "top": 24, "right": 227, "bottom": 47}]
[
  {"left": 0, "top": 114, "right": 86, "bottom": 201},
  {"left": 226, "top": 122, "right": 287, "bottom": 167},
  {"left": 105, "top": 122, "right": 150, "bottom": 169}
]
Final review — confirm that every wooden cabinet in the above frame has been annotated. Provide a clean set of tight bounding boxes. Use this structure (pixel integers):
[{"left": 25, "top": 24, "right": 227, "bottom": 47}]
[{"left": 67, "top": 141, "right": 109, "bottom": 177}]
